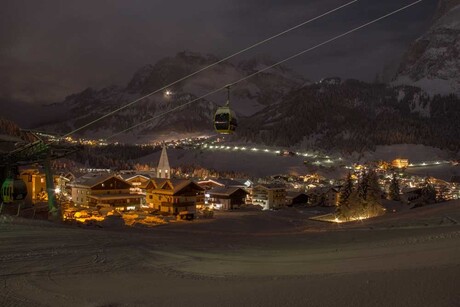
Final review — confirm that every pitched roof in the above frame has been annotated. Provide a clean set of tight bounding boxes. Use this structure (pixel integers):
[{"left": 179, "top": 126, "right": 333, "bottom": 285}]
[
  {"left": 208, "top": 187, "right": 248, "bottom": 197},
  {"left": 149, "top": 178, "right": 204, "bottom": 194},
  {"left": 157, "top": 146, "right": 170, "bottom": 170},
  {"left": 255, "top": 183, "right": 285, "bottom": 190},
  {"left": 73, "top": 173, "right": 125, "bottom": 188},
  {"left": 118, "top": 173, "right": 151, "bottom": 181}
]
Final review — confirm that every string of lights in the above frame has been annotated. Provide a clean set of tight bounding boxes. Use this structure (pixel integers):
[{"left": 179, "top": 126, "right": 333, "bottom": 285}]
[{"left": 105, "top": 0, "right": 423, "bottom": 141}]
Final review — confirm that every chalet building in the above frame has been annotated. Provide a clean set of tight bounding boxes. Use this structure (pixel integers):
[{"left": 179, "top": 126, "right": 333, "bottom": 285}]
[
  {"left": 207, "top": 187, "right": 248, "bottom": 210},
  {"left": 198, "top": 178, "right": 249, "bottom": 207},
  {"left": 156, "top": 146, "right": 171, "bottom": 179},
  {"left": 307, "top": 187, "right": 340, "bottom": 207},
  {"left": 19, "top": 169, "right": 47, "bottom": 205},
  {"left": 197, "top": 178, "right": 247, "bottom": 190},
  {"left": 252, "top": 184, "right": 286, "bottom": 210},
  {"left": 285, "top": 191, "right": 309, "bottom": 206},
  {"left": 71, "top": 173, "right": 141, "bottom": 210},
  {"left": 145, "top": 178, "right": 203, "bottom": 217},
  {"left": 118, "top": 173, "right": 151, "bottom": 194},
  {"left": 18, "top": 169, "right": 63, "bottom": 206}
]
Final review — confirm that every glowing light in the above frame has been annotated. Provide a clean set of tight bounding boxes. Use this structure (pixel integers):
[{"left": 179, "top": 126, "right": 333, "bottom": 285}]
[{"left": 264, "top": 149, "right": 269, "bottom": 152}]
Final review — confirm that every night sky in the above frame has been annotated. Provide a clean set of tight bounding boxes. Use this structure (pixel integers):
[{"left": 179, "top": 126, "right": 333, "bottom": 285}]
[{"left": 0, "top": 0, "right": 438, "bottom": 106}]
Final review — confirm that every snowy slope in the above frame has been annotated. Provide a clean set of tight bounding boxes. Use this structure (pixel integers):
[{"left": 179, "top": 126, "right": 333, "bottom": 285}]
[{"left": 1, "top": 202, "right": 460, "bottom": 306}]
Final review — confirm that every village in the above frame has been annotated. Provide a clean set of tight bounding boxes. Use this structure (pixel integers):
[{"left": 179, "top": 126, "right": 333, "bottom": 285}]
[{"left": 4, "top": 141, "right": 460, "bottom": 229}]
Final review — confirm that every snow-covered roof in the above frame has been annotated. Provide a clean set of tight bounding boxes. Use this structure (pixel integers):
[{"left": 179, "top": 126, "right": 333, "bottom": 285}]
[
  {"left": 254, "top": 183, "right": 285, "bottom": 190},
  {"left": 118, "top": 173, "right": 151, "bottom": 181},
  {"left": 149, "top": 178, "right": 203, "bottom": 194},
  {"left": 199, "top": 178, "right": 246, "bottom": 187},
  {"left": 73, "top": 173, "right": 127, "bottom": 188},
  {"left": 208, "top": 187, "right": 248, "bottom": 197}
]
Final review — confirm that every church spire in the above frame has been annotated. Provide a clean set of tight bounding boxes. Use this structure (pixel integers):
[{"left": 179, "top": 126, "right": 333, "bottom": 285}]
[{"left": 157, "top": 145, "right": 171, "bottom": 179}]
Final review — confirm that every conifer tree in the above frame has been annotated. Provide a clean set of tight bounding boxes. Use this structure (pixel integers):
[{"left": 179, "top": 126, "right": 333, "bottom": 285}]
[
  {"left": 388, "top": 173, "right": 401, "bottom": 201},
  {"left": 421, "top": 178, "right": 437, "bottom": 204},
  {"left": 339, "top": 172, "right": 354, "bottom": 205}
]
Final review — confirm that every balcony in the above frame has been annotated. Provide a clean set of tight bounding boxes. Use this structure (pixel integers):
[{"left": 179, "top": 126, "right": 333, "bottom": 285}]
[{"left": 160, "top": 201, "right": 196, "bottom": 208}]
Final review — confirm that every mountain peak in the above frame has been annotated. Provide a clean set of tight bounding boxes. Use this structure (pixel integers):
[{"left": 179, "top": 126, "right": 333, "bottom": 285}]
[{"left": 393, "top": 0, "right": 460, "bottom": 96}]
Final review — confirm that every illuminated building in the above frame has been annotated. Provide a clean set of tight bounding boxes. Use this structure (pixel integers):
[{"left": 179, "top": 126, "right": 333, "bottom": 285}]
[
  {"left": 392, "top": 159, "right": 409, "bottom": 169},
  {"left": 206, "top": 187, "right": 248, "bottom": 210},
  {"left": 252, "top": 184, "right": 286, "bottom": 210},
  {"left": 145, "top": 178, "right": 203, "bottom": 217},
  {"left": 71, "top": 173, "right": 141, "bottom": 210}
]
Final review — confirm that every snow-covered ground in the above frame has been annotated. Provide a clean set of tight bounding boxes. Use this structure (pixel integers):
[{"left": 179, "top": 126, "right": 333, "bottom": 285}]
[
  {"left": 1, "top": 201, "right": 460, "bottom": 306},
  {"left": 139, "top": 144, "right": 455, "bottom": 178},
  {"left": 139, "top": 147, "right": 316, "bottom": 177}
]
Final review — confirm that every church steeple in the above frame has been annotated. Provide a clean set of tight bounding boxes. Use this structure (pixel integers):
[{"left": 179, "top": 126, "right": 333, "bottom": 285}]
[{"left": 157, "top": 145, "right": 171, "bottom": 179}]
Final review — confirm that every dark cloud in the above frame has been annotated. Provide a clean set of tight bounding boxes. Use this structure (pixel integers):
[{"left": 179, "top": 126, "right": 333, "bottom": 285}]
[{"left": 0, "top": 0, "right": 438, "bottom": 105}]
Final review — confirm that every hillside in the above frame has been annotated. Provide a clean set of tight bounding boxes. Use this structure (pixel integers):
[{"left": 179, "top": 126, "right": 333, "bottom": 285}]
[
  {"left": 235, "top": 80, "right": 460, "bottom": 153},
  {"left": 36, "top": 51, "right": 305, "bottom": 141}
]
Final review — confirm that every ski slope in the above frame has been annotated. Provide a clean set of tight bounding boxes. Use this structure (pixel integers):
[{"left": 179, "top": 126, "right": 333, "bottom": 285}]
[{"left": 1, "top": 201, "right": 460, "bottom": 306}]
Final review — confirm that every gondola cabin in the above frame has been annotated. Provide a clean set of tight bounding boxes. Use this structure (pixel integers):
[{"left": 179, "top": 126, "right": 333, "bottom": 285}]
[
  {"left": 214, "top": 106, "right": 237, "bottom": 134},
  {"left": 1, "top": 178, "right": 28, "bottom": 203}
]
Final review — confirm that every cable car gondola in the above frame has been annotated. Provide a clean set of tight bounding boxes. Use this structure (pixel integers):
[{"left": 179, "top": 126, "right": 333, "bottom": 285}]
[
  {"left": 1, "top": 178, "right": 27, "bottom": 204},
  {"left": 214, "top": 86, "right": 237, "bottom": 134}
]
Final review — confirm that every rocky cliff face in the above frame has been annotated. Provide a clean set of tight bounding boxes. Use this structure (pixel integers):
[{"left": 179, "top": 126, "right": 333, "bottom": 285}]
[{"left": 394, "top": 0, "right": 460, "bottom": 96}]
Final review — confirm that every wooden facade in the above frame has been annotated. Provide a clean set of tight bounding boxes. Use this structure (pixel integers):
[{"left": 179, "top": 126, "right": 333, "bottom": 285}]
[
  {"left": 71, "top": 174, "right": 139, "bottom": 210},
  {"left": 207, "top": 187, "right": 248, "bottom": 210},
  {"left": 145, "top": 179, "right": 203, "bottom": 216}
]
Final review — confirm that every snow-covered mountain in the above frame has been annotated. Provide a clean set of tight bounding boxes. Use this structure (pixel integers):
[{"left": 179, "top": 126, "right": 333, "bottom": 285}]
[
  {"left": 393, "top": 0, "right": 460, "bottom": 96},
  {"left": 37, "top": 51, "right": 305, "bottom": 141}
]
